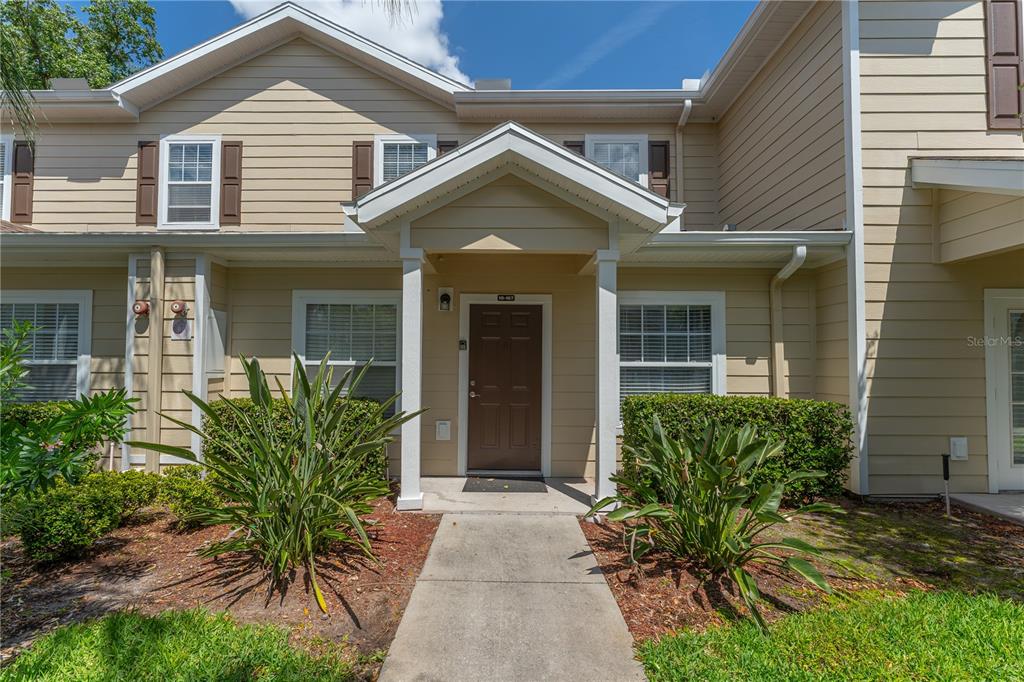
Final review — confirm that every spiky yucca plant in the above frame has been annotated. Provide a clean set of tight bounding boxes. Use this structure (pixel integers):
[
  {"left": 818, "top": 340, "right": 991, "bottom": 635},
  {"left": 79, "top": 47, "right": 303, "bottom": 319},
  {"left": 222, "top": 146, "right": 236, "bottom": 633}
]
[
  {"left": 132, "top": 354, "right": 419, "bottom": 613},
  {"left": 589, "top": 417, "right": 842, "bottom": 632}
]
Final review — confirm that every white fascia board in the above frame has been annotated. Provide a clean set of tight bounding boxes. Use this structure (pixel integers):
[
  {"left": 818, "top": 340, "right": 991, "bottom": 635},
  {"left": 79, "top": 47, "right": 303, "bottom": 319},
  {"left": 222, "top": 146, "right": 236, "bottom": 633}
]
[
  {"left": 911, "top": 158, "right": 1024, "bottom": 197},
  {"left": 352, "top": 122, "right": 672, "bottom": 229},
  {"left": 109, "top": 2, "right": 469, "bottom": 108},
  {"left": 646, "top": 231, "right": 852, "bottom": 247}
]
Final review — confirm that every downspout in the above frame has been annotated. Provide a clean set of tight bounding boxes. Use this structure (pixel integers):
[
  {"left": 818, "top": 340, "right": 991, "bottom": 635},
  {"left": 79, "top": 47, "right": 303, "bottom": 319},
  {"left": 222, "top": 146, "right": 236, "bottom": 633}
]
[
  {"left": 675, "top": 99, "right": 693, "bottom": 204},
  {"left": 769, "top": 245, "right": 807, "bottom": 397}
]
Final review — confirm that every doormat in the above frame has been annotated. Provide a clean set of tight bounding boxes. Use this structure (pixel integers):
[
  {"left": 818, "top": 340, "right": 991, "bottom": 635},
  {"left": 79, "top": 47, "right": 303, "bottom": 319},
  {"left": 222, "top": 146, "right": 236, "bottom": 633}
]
[{"left": 462, "top": 477, "right": 547, "bottom": 493}]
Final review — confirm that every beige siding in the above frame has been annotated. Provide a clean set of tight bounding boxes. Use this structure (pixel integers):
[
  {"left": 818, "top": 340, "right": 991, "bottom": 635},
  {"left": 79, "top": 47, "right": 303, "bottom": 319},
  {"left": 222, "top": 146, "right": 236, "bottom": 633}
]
[
  {"left": 815, "top": 259, "right": 849, "bottom": 405},
  {"left": 680, "top": 123, "right": 720, "bottom": 230},
  {"left": 618, "top": 268, "right": 817, "bottom": 398},
  {"left": 410, "top": 174, "right": 608, "bottom": 252},
  {"left": 937, "top": 190, "right": 1024, "bottom": 263},
  {"left": 130, "top": 258, "right": 197, "bottom": 453},
  {"left": 717, "top": 1, "right": 846, "bottom": 232},
  {"left": 860, "top": 0, "right": 1024, "bottom": 494},
  {"left": 1, "top": 268, "right": 128, "bottom": 467},
  {"left": 27, "top": 39, "right": 685, "bottom": 234},
  {"left": 1, "top": 267, "right": 127, "bottom": 395}
]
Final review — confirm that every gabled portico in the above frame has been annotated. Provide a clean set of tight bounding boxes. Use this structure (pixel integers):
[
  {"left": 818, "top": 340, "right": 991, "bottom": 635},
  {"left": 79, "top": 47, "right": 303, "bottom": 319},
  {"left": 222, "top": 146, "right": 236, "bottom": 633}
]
[{"left": 344, "top": 121, "right": 684, "bottom": 510}]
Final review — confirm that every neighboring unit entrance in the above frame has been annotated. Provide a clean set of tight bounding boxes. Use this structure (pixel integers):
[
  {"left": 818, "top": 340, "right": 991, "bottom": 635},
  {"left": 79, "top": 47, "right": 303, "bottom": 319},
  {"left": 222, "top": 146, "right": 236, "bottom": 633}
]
[
  {"left": 467, "top": 304, "right": 543, "bottom": 471},
  {"left": 985, "top": 289, "right": 1024, "bottom": 492}
]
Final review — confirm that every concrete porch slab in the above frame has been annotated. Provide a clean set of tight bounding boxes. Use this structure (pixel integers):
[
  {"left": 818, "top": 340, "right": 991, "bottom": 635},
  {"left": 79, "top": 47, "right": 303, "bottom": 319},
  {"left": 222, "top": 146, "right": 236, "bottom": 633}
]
[
  {"left": 420, "top": 476, "right": 594, "bottom": 515},
  {"left": 950, "top": 493, "right": 1024, "bottom": 526}
]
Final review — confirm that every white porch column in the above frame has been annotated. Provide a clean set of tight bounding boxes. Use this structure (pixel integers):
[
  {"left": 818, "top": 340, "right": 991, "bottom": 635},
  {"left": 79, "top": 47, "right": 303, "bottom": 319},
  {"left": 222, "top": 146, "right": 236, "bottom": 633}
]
[
  {"left": 594, "top": 249, "right": 619, "bottom": 503},
  {"left": 397, "top": 248, "right": 425, "bottom": 510}
]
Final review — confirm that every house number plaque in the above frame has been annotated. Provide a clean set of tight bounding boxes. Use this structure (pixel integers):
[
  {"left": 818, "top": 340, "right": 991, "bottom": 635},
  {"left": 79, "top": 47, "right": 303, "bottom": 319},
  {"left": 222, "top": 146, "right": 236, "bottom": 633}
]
[{"left": 496, "top": 294, "right": 515, "bottom": 301}]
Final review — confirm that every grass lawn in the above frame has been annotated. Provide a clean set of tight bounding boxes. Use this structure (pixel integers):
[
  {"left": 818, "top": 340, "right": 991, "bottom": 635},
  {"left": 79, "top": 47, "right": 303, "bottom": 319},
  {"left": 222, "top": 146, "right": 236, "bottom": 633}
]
[
  {"left": 638, "top": 590, "right": 1024, "bottom": 682},
  {"left": 0, "top": 609, "right": 358, "bottom": 682}
]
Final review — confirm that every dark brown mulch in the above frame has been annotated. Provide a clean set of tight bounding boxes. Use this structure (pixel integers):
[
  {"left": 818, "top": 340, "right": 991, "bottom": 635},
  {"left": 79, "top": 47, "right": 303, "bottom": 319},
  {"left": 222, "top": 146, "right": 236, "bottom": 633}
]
[
  {"left": 1, "top": 498, "right": 440, "bottom": 666},
  {"left": 580, "top": 497, "right": 1024, "bottom": 642}
]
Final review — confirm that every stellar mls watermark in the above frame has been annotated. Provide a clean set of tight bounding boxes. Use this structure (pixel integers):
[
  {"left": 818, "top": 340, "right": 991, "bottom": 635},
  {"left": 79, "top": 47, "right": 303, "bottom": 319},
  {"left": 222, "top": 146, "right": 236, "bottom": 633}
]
[{"left": 966, "top": 335, "right": 1024, "bottom": 347}]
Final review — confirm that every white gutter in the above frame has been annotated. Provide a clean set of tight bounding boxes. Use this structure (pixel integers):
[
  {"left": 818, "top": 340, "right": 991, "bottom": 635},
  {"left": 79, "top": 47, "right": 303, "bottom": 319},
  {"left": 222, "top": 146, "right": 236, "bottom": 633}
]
[{"left": 769, "top": 245, "right": 807, "bottom": 396}]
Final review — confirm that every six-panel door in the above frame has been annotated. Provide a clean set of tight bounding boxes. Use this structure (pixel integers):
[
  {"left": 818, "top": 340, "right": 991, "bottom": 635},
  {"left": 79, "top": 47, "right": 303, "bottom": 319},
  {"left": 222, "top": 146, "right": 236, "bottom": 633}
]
[{"left": 467, "top": 304, "right": 543, "bottom": 471}]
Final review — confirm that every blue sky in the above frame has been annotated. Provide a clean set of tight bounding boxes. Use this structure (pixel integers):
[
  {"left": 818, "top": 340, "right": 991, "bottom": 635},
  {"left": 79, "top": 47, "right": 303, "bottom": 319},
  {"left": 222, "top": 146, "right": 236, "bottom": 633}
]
[{"left": 123, "top": 1, "right": 757, "bottom": 89}]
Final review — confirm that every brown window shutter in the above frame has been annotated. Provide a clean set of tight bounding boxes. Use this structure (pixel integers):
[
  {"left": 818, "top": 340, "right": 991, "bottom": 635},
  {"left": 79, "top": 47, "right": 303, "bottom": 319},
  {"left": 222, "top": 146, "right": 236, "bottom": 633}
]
[
  {"left": 648, "top": 140, "right": 670, "bottom": 198},
  {"left": 984, "top": 0, "right": 1024, "bottom": 129},
  {"left": 136, "top": 141, "right": 159, "bottom": 225},
  {"left": 352, "top": 141, "right": 373, "bottom": 198},
  {"left": 563, "top": 140, "right": 584, "bottom": 156},
  {"left": 220, "top": 141, "right": 243, "bottom": 225},
  {"left": 437, "top": 140, "right": 459, "bottom": 155},
  {"left": 11, "top": 141, "right": 34, "bottom": 223}
]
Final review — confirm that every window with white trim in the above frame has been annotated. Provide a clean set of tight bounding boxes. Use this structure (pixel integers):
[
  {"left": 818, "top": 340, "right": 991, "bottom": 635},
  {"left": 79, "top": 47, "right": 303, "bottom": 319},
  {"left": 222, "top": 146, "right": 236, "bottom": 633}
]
[
  {"left": 159, "top": 135, "right": 221, "bottom": 229},
  {"left": 374, "top": 134, "right": 436, "bottom": 186},
  {"left": 586, "top": 134, "right": 648, "bottom": 185},
  {"left": 619, "top": 292, "right": 725, "bottom": 405},
  {"left": 293, "top": 291, "right": 400, "bottom": 411},
  {"left": 0, "top": 134, "right": 12, "bottom": 221},
  {"left": 1, "top": 291, "right": 91, "bottom": 402}
]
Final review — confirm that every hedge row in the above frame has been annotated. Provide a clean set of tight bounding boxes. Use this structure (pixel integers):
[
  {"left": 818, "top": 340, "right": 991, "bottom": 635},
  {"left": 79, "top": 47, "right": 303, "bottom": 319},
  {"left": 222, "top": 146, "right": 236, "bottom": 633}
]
[
  {"left": 621, "top": 394, "right": 854, "bottom": 502},
  {"left": 12, "top": 471, "right": 162, "bottom": 562},
  {"left": 202, "top": 397, "right": 389, "bottom": 481}
]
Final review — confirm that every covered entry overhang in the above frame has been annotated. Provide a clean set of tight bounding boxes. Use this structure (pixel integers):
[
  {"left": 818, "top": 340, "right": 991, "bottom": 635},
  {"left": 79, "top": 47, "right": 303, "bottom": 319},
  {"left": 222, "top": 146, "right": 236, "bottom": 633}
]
[
  {"left": 342, "top": 122, "right": 686, "bottom": 510},
  {"left": 343, "top": 120, "right": 685, "bottom": 253},
  {"left": 911, "top": 157, "right": 1024, "bottom": 263}
]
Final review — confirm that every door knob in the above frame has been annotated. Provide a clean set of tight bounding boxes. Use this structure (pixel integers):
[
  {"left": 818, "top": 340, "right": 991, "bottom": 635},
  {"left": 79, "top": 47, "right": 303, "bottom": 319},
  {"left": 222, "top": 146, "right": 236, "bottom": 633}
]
[{"left": 469, "top": 391, "right": 479, "bottom": 398}]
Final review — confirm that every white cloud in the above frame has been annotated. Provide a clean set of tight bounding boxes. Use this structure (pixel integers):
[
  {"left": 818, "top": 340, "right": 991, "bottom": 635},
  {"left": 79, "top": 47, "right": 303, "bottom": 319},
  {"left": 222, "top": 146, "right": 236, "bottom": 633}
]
[
  {"left": 228, "top": 0, "right": 471, "bottom": 85},
  {"left": 537, "top": 3, "right": 671, "bottom": 89}
]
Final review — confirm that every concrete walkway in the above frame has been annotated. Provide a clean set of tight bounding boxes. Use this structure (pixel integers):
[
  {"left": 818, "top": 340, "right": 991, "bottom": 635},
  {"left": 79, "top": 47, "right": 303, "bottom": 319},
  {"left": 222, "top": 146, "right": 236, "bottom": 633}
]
[
  {"left": 950, "top": 492, "right": 1024, "bottom": 526},
  {"left": 379, "top": 513, "right": 645, "bottom": 682}
]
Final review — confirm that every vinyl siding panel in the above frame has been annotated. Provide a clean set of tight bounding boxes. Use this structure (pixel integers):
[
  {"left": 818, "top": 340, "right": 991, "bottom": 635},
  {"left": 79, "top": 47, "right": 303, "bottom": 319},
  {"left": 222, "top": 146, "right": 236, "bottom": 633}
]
[
  {"left": 859, "top": 0, "right": 1024, "bottom": 495},
  {"left": 717, "top": 1, "right": 846, "bottom": 232},
  {"left": 937, "top": 190, "right": 1024, "bottom": 262},
  {"left": 26, "top": 39, "right": 686, "bottom": 233}
]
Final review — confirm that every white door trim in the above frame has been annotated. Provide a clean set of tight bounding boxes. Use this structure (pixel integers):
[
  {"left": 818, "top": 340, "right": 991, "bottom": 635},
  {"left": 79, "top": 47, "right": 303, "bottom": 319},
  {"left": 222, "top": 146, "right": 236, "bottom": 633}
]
[
  {"left": 457, "top": 293, "right": 552, "bottom": 478},
  {"left": 984, "top": 288, "right": 1024, "bottom": 492}
]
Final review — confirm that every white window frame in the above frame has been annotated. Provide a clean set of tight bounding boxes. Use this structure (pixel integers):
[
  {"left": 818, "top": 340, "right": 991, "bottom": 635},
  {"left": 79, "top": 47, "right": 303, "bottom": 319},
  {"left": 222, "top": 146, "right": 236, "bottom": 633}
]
[
  {"left": 2, "top": 289, "right": 93, "bottom": 400},
  {"left": 158, "top": 133, "right": 222, "bottom": 230},
  {"left": 0, "top": 133, "right": 13, "bottom": 221},
  {"left": 618, "top": 291, "right": 727, "bottom": 403},
  {"left": 373, "top": 134, "right": 437, "bottom": 187},
  {"left": 585, "top": 133, "right": 649, "bottom": 186},
  {"left": 290, "top": 290, "right": 402, "bottom": 402}
]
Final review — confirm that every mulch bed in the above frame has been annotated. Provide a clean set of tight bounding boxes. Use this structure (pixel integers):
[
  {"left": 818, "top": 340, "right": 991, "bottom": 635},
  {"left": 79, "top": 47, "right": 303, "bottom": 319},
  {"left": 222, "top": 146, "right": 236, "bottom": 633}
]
[
  {"left": 1, "top": 497, "right": 440, "bottom": 669},
  {"left": 581, "top": 497, "right": 1024, "bottom": 642}
]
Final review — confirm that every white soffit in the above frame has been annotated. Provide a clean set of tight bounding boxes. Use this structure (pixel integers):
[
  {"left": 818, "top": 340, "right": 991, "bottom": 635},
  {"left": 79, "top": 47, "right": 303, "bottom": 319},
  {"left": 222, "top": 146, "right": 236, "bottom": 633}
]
[
  {"left": 911, "top": 158, "right": 1024, "bottom": 197},
  {"left": 108, "top": 2, "right": 470, "bottom": 111},
  {"left": 348, "top": 121, "right": 680, "bottom": 232}
]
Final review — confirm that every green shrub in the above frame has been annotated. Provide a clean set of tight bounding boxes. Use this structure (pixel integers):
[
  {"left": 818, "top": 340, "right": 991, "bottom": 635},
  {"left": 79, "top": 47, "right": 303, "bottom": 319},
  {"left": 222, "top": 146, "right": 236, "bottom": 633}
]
[
  {"left": 132, "top": 356, "right": 418, "bottom": 613},
  {"left": 621, "top": 394, "right": 853, "bottom": 502},
  {"left": 203, "top": 395, "right": 388, "bottom": 481},
  {"left": 591, "top": 419, "right": 842, "bottom": 633},
  {"left": 15, "top": 471, "right": 161, "bottom": 562},
  {"left": 1, "top": 390, "right": 138, "bottom": 496},
  {"left": 158, "top": 465, "right": 222, "bottom": 529}
]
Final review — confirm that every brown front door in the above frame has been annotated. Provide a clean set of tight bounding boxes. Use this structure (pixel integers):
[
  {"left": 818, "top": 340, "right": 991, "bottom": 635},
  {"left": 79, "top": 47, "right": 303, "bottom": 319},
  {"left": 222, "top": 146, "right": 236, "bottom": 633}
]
[{"left": 468, "top": 304, "right": 542, "bottom": 471}]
